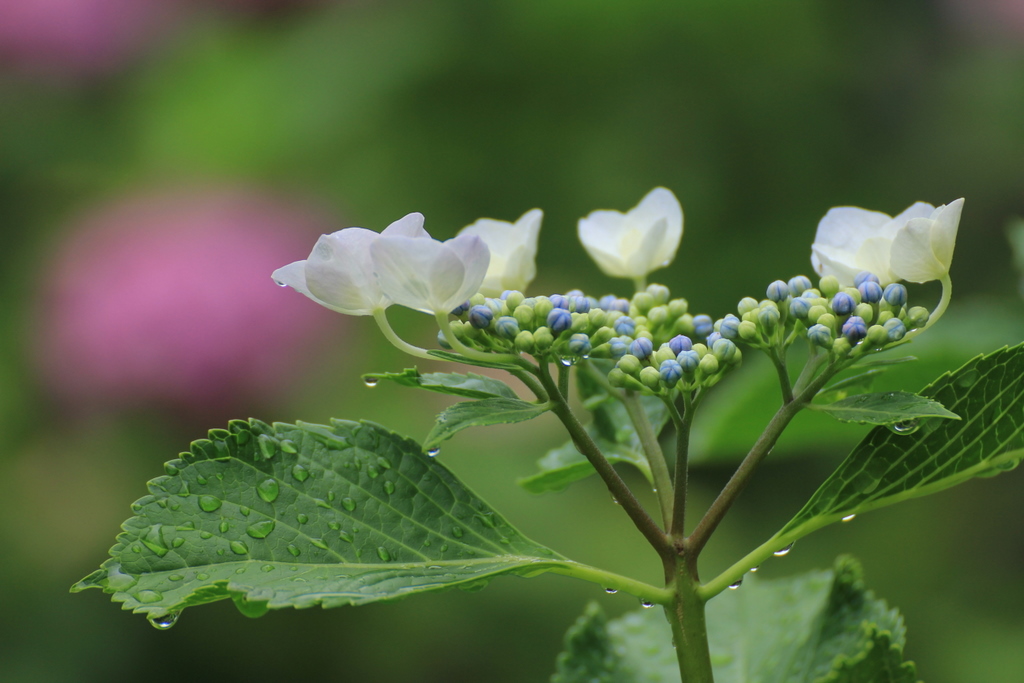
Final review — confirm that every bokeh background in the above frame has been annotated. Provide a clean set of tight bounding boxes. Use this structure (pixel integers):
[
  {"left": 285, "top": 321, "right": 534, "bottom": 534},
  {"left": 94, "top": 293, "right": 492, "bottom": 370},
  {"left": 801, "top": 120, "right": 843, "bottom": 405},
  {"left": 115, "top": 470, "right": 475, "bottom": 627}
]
[{"left": 2, "top": 0, "right": 1024, "bottom": 680}]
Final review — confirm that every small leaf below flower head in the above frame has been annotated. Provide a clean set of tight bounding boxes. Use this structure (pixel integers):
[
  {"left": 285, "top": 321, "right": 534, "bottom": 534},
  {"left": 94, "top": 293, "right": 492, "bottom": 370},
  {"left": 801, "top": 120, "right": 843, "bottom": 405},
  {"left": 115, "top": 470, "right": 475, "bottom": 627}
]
[{"left": 808, "top": 391, "right": 959, "bottom": 425}]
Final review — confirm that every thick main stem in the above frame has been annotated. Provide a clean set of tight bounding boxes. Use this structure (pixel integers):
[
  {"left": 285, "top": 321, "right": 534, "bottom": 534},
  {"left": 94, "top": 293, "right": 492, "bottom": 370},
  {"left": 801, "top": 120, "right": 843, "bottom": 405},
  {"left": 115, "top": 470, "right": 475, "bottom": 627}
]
[{"left": 667, "top": 550, "right": 714, "bottom": 682}]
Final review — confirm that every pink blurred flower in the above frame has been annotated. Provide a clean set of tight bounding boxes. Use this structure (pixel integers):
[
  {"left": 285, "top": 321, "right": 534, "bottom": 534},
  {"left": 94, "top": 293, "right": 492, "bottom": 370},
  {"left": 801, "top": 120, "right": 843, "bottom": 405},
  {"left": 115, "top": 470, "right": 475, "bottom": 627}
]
[
  {"left": 942, "top": 0, "right": 1024, "bottom": 40},
  {"left": 0, "top": 0, "right": 178, "bottom": 80},
  {"left": 35, "top": 188, "right": 337, "bottom": 417}
]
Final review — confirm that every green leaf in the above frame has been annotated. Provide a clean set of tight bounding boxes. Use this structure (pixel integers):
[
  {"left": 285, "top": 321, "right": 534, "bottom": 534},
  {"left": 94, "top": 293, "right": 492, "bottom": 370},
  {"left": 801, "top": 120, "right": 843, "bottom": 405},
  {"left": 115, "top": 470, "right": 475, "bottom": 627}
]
[
  {"left": 552, "top": 557, "right": 918, "bottom": 683},
  {"left": 816, "top": 369, "right": 888, "bottom": 403},
  {"left": 809, "top": 390, "right": 959, "bottom": 425},
  {"left": 520, "top": 361, "right": 667, "bottom": 493},
  {"left": 72, "top": 418, "right": 571, "bottom": 625},
  {"left": 424, "top": 397, "right": 549, "bottom": 449},
  {"left": 779, "top": 343, "right": 1024, "bottom": 542},
  {"left": 363, "top": 368, "right": 519, "bottom": 399},
  {"left": 427, "top": 349, "right": 522, "bottom": 370}
]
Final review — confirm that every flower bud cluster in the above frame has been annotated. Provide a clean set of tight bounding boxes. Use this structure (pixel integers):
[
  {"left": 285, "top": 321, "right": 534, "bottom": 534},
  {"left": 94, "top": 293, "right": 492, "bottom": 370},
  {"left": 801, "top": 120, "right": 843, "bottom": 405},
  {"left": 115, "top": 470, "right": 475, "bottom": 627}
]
[
  {"left": 731, "top": 271, "right": 929, "bottom": 360},
  {"left": 443, "top": 283, "right": 739, "bottom": 393}
]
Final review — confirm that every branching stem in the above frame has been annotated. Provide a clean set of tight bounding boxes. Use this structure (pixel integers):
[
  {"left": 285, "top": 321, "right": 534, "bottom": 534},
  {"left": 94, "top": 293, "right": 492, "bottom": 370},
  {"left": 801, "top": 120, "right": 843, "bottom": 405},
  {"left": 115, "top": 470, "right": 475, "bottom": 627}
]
[{"left": 623, "top": 392, "right": 674, "bottom": 527}]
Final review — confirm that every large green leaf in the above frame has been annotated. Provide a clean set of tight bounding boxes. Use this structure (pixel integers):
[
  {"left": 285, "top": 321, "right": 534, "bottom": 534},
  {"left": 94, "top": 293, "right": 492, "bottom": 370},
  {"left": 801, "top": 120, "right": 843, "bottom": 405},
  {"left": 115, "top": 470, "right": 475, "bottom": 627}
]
[
  {"left": 809, "top": 390, "right": 959, "bottom": 425},
  {"left": 520, "top": 361, "right": 668, "bottom": 493},
  {"left": 73, "top": 418, "right": 575, "bottom": 626},
  {"left": 551, "top": 557, "right": 918, "bottom": 683},
  {"left": 777, "top": 342, "right": 1024, "bottom": 542},
  {"left": 362, "top": 368, "right": 519, "bottom": 399},
  {"left": 424, "top": 397, "right": 549, "bottom": 449}
]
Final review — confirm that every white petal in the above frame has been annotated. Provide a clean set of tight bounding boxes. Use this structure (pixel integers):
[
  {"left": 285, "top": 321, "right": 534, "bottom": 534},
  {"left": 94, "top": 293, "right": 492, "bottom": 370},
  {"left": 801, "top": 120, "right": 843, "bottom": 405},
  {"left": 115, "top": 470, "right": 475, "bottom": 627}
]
[
  {"left": 272, "top": 260, "right": 311, "bottom": 296},
  {"left": 628, "top": 218, "right": 668, "bottom": 276},
  {"left": 459, "top": 208, "right": 541, "bottom": 296},
  {"left": 930, "top": 198, "right": 963, "bottom": 270},
  {"left": 890, "top": 219, "right": 947, "bottom": 283},
  {"left": 382, "top": 212, "right": 430, "bottom": 239},
  {"left": 443, "top": 234, "right": 490, "bottom": 311},
  {"left": 631, "top": 187, "right": 683, "bottom": 269},
  {"left": 811, "top": 244, "right": 862, "bottom": 286},
  {"left": 305, "top": 229, "right": 384, "bottom": 315},
  {"left": 579, "top": 210, "right": 630, "bottom": 277},
  {"left": 814, "top": 207, "right": 891, "bottom": 252},
  {"left": 854, "top": 237, "right": 897, "bottom": 285}
]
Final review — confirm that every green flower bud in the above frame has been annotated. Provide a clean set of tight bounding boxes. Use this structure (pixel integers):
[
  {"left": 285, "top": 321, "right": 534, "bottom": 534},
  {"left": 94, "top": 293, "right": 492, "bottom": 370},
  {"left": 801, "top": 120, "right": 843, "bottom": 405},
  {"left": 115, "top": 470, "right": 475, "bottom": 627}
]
[
  {"left": 607, "top": 367, "right": 628, "bottom": 388},
  {"left": 832, "top": 336, "right": 851, "bottom": 356},
  {"left": 633, "top": 315, "right": 649, "bottom": 329},
  {"left": 533, "top": 326, "right": 554, "bottom": 351},
  {"left": 674, "top": 313, "right": 695, "bottom": 336},
  {"left": 819, "top": 275, "right": 840, "bottom": 298},
  {"left": 639, "top": 366, "right": 662, "bottom": 391},
  {"left": 866, "top": 325, "right": 888, "bottom": 347},
  {"left": 591, "top": 326, "right": 615, "bottom": 346},
  {"left": 515, "top": 330, "right": 536, "bottom": 353},
  {"left": 843, "top": 287, "right": 862, "bottom": 304},
  {"left": 876, "top": 310, "right": 894, "bottom": 325},
  {"left": 757, "top": 306, "right": 780, "bottom": 332},
  {"left": 469, "top": 293, "right": 487, "bottom": 307},
  {"left": 854, "top": 302, "right": 874, "bottom": 323},
  {"left": 668, "top": 298, "right": 688, "bottom": 318},
  {"left": 636, "top": 329, "right": 654, "bottom": 342},
  {"left": 712, "top": 338, "right": 738, "bottom": 363},
  {"left": 647, "top": 306, "right": 669, "bottom": 328},
  {"left": 533, "top": 298, "right": 554, "bottom": 326},
  {"left": 617, "top": 354, "right": 642, "bottom": 376},
  {"left": 698, "top": 353, "right": 719, "bottom": 375},
  {"left": 654, "top": 345, "right": 676, "bottom": 365},
  {"left": 514, "top": 305, "right": 535, "bottom": 328},
  {"left": 632, "top": 292, "right": 655, "bottom": 315},
  {"left": 737, "top": 297, "right": 759, "bottom": 316},
  {"left": 807, "top": 305, "right": 828, "bottom": 324},
  {"left": 588, "top": 309, "right": 608, "bottom": 328},
  {"left": 817, "top": 313, "right": 836, "bottom": 331},
  {"left": 692, "top": 343, "right": 709, "bottom": 358},
  {"left": 505, "top": 291, "right": 525, "bottom": 310},
  {"left": 907, "top": 306, "right": 930, "bottom": 328},
  {"left": 571, "top": 312, "right": 589, "bottom": 333},
  {"left": 646, "top": 284, "right": 671, "bottom": 305},
  {"left": 738, "top": 320, "right": 759, "bottom": 341}
]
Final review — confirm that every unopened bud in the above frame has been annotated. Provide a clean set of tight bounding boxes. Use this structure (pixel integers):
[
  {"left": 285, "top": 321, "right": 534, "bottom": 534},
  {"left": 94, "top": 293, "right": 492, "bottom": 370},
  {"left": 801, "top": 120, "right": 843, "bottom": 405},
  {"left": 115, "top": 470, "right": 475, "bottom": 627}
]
[
  {"left": 857, "top": 281, "right": 883, "bottom": 304},
  {"left": 718, "top": 314, "right": 741, "bottom": 339},
  {"left": 907, "top": 306, "right": 930, "bottom": 329},
  {"left": 514, "top": 305, "right": 535, "bottom": 328},
  {"left": 788, "top": 275, "right": 813, "bottom": 295},
  {"left": 832, "top": 292, "right": 856, "bottom": 316},
  {"left": 819, "top": 275, "right": 840, "bottom": 298},
  {"left": 617, "top": 354, "right": 642, "bottom": 376},
  {"left": 468, "top": 305, "right": 494, "bottom": 329},
  {"left": 515, "top": 330, "right": 535, "bottom": 353},
  {"left": 630, "top": 337, "right": 654, "bottom": 359},
  {"left": 832, "top": 336, "right": 851, "bottom": 355},
  {"left": 757, "top": 306, "right": 780, "bottom": 332},
  {"left": 639, "top": 366, "right": 661, "bottom": 391},
  {"left": 533, "top": 297, "right": 554, "bottom": 324},
  {"left": 495, "top": 316, "right": 520, "bottom": 339},
  {"left": 766, "top": 280, "right": 791, "bottom": 302},
  {"left": 884, "top": 318, "right": 907, "bottom": 341},
  {"left": 712, "top": 338, "right": 738, "bottom": 363},
  {"left": 737, "top": 297, "right": 759, "bottom": 316},
  {"left": 789, "top": 298, "right": 811, "bottom": 319},
  {"left": 693, "top": 314, "right": 714, "bottom": 338},
  {"left": 505, "top": 291, "right": 525, "bottom": 309},
  {"left": 866, "top": 325, "right": 889, "bottom": 347},
  {"left": 807, "top": 324, "right": 832, "bottom": 348},
  {"left": 659, "top": 359, "right": 683, "bottom": 388},
  {"left": 568, "top": 333, "right": 592, "bottom": 357},
  {"left": 677, "top": 350, "right": 700, "bottom": 373},
  {"left": 842, "top": 316, "right": 868, "bottom": 343},
  {"left": 647, "top": 284, "right": 671, "bottom": 305},
  {"left": 614, "top": 316, "right": 636, "bottom": 336},
  {"left": 632, "top": 292, "right": 655, "bottom": 315},
  {"left": 547, "top": 308, "right": 573, "bottom": 334},
  {"left": 854, "top": 271, "right": 880, "bottom": 286},
  {"left": 668, "top": 298, "right": 689, "bottom": 318},
  {"left": 647, "top": 306, "right": 669, "bottom": 328},
  {"left": 854, "top": 302, "right": 874, "bottom": 323},
  {"left": 738, "top": 320, "right": 758, "bottom": 341},
  {"left": 654, "top": 345, "right": 676, "bottom": 365},
  {"left": 533, "top": 326, "right": 554, "bottom": 351},
  {"left": 698, "top": 354, "right": 719, "bottom": 375},
  {"left": 588, "top": 308, "right": 608, "bottom": 328},
  {"left": 816, "top": 313, "right": 836, "bottom": 330},
  {"left": 550, "top": 294, "right": 570, "bottom": 310},
  {"left": 883, "top": 283, "right": 908, "bottom": 308}
]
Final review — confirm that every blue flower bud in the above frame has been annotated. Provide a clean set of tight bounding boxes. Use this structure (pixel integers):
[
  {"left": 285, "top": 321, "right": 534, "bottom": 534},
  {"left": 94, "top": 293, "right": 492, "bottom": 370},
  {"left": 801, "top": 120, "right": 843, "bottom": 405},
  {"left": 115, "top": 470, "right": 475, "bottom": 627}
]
[
  {"left": 807, "top": 324, "right": 833, "bottom": 348},
  {"left": 450, "top": 300, "right": 471, "bottom": 316},
  {"left": 719, "top": 315, "right": 741, "bottom": 339},
  {"left": 883, "top": 283, "right": 908, "bottom": 307},
  {"left": 706, "top": 331, "right": 722, "bottom": 346},
  {"left": 611, "top": 298, "right": 631, "bottom": 313},
  {"left": 484, "top": 298, "right": 503, "bottom": 317},
  {"left": 884, "top": 318, "right": 906, "bottom": 341},
  {"left": 832, "top": 292, "right": 856, "bottom": 316},
  {"left": 789, "top": 297, "right": 811, "bottom": 319},
  {"left": 788, "top": 275, "right": 813, "bottom": 295},
  {"left": 495, "top": 316, "right": 520, "bottom": 340},
  {"left": 766, "top": 280, "right": 791, "bottom": 302},
  {"left": 568, "top": 333, "right": 592, "bottom": 357},
  {"left": 608, "top": 338, "right": 629, "bottom": 359},
  {"left": 800, "top": 289, "right": 819, "bottom": 299},
  {"left": 614, "top": 316, "right": 636, "bottom": 336},
  {"left": 842, "top": 316, "right": 868, "bottom": 343},
  {"left": 565, "top": 289, "right": 585, "bottom": 297},
  {"left": 693, "top": 314, "right": 714, "bottom": 338},
  {"left": 659, "top": 359, "right": 683, "bottom": 388},
  {"left": 757, "top": 306, "right": 780, "bottom": 331},
  {"left": 550, "top": 294, "right": 570, "bottom": 310},
  {"left": 854, "top": 271, "right": 881, "bottom": 287},
  {"left": 468, "top": 305, "right": 494, "bottom": 329},
  {"left": 437, "top": 330, "right": 452, "bottom": 349},
  {"left": 630, "top": 337, "right": 654, "bottom": 359},
  {"left": 677, "top": 350, "right": 700, "bottom": 373},
  {"left": 668, "top": 334, "right": 693, "bottom": 354},
  {"left": 547, "top": 308, "right": 573, "bottom": 334},
  {"left": 598, "top": 294, "right": 617, "bottom": 311},
  {"left": 712, "top": 338, "right": 738, "bottom": 363},
  {"left": 857, "top": 280, "right": 883, "bottom": 304},
  {"left": 737, "top": 297, "right": 759, "bottom": 316},
  {"left": 570, "top": 296, "right": 591, "bottom": 313}
]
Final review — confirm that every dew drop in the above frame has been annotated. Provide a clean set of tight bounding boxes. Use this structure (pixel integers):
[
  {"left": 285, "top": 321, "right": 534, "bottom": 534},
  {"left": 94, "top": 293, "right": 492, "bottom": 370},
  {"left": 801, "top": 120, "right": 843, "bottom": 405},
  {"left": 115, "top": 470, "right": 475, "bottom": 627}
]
[
  {"left": 749, "top": 565, "right": 759, "bottom": 573},
  {"left": 135, "top": 590, "right": 163, "bottom": 604},
  {"left": 280, "top": 439, "right": 298, "bottom": 454},
  {"left": 196, "top": 476, "right": 208, "bottom": 485},
  {"left": 314, "top": 498, "right": 331, "bottom": 509},
  {"left": 341, "top": 497, "right": 357, "bottom": 512},
  {"left": 164, "top": 463, "right": 179, "bottom": 475},
  {"left": 230, "top": 541, "right": 249, "bottom": 555},
  {"left": 426, "top": 447, "right": 440, "bottom": 457},
  {"left": 291, "top": 464, "right": 309, "bottom": 482},
  {"left": 148, "top": 611, "right": 180, "bottom": 630},
  {"left": 377, "top": 457, "right": 392, "bottom": 470},
  {"left": 773, "top": 543, "right": 794, "bottom": 557},
  {"left": 261, "top": 564, "right": 275, "bottom": 573},
  {"left": 198, "top": 495, "right": 222, "bottom": 512},
  {"left": 246, "top": 520, "right": 276, "bottom": 539},
  {"left": 641, "top": 601, "right": 654, "bottom": 609},
  {"left": 841, "top": 514, "right": 856, "bottom": 522},
  {"left": 168, "top": 574, "right": 183, "bottom": 582},
  {"left": 339, "top": 530, "right": 354, "bottom": 543},
  {"left": 199, "top": 531, "right": 213, "bottom": 540},
  {"left": 219, "top": 521, "right": 229, "bottom": 533},
  {"left": 196, "top": 573, "right": 209, "bottom": 580},
  {"left": 297, "top": 514, "right": 309, "bottom": 524},
  {"left": 176, "top": 522, "right": 196, "bottom": 531},
  {"left": 452, "top": 526, "right": 464, "bottom": 538},
  {"left": 383, "top": 481, "right": 395, "bottom": 495},
  {"left": 106, "top": 564, "right": 137, "bottom": 591},
  {"left": 889, "top": 419, "right": 920, "bottom": 435},
  {"left": 364, "top": 377, "right": 379, "bottom": 387},
  {"left": 141, "top": 525, "right": 169, "bottom": 557},
  {"left": 274, "top": 279, "right": 288, "bottom": 287},
  {"left": 257, "top": 434, "right": 278, "bottom": 459},
  {"left": 728, "top": 579, "right": 743, "bottom": 590},
  {"left": 559, "top": 358, "right": 573, "bottom": 367},
  {"left": 605, "top": 588, "right": 618, "bottom": 594},
  {"left": 377, "top": 546, "right": 391, "bottom": 562},
  {"left": 287, "top": 544, "right": 301, "bottom": 557},
  {"left": 367, "top": 465, "right": 379, "bottom": 479},
  {"left": 311, "top": 538, "right": 329, "bottom": 550},
  {"left": 257, "top": 478, "right": 280, "bottom": 503},
  {"left": 239, "top": 506, "right": 251, "bottom": 517}
]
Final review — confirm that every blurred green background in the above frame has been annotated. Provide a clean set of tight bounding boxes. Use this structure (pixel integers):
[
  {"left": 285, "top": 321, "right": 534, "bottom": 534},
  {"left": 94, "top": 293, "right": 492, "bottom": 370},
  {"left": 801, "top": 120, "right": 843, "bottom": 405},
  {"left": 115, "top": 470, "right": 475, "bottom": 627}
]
[{"left": 2, "top": 0, "right": 1024, "bottom": 680}]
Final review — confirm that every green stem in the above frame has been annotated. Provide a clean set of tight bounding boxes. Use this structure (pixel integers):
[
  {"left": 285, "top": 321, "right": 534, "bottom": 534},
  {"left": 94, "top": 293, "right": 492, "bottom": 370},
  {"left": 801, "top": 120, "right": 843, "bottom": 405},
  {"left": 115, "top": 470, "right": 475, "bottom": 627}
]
[
  {"left": 666, "top": 392, "right": 695, "bottom": 540},
  {"left": 434, "top": 312, "right": 521, "bottom": 365},
  {"left": 546, "top": 561, "right": 674, "bottom": 605},
  {"left": 770, "top": 348, "right": 794, "bottom": 404},
  {"left": 699, "top": 532, "right": 797, "bottom": 600},
  {"left": 905, "top": 274, "right": 952, "bottom": 340},
  {"left": 667, "top": 553, "right": 714, "bottom": 682},
  {"left": 791, "top": 343, "right": 826, "bottom": 397},
  {"left": 373, "top": 309, "right": 436, "bottom": 360},
  {"left": 634, "top": 276, "right": 648, "bottom": 293},
  {"left": 558, "top": 361, "right": 571, "bottom": 400},
  {"left": 687, "top": 364, "right": 839, "bottom": 557},
  {"left": 623, "top": 392, "right": 674, "bottom": 528},
  {"left": 537, "top": 363, "right": 674, "bottom": 560}
]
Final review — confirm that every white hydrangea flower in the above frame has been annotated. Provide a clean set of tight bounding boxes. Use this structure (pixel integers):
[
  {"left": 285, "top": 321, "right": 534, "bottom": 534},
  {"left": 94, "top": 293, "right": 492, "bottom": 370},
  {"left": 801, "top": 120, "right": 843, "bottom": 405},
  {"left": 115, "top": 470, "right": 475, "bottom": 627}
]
[
  {"left": 577, "top": 187, "right": 684, "bottom": 281},
  {"left": 458, "top": 208, "right": 542, "bottom": 296},
  {"left": 271, "top": 212, "right": 429, "bottom": 315},
  {"left": 811, "top": 199, "right": 963, "bottom": 286},
  {"left": 370, "top": 232, "right": 490, "bottom": 315}
]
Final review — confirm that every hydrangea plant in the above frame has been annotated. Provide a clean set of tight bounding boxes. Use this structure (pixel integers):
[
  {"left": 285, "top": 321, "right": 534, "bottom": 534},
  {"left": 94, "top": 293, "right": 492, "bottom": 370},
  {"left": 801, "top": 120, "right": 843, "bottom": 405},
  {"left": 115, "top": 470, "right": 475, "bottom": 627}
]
[{"left": 74, "top": 188, "right": 1024, "bottom": 682}]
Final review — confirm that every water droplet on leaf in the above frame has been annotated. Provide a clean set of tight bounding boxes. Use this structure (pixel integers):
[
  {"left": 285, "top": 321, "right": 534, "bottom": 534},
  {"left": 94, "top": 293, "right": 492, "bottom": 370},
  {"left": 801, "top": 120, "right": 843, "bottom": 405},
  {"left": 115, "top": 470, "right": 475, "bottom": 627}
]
[
  {"left": 341, "top": 497, "right": 356, "bottom": 512},
  {"left": 728, "top": 579, "right": 743, "bottom": 590},
  {"left": 230, "top": 541, "right": 249, "bottom": 555},
  {"left": 889, "top": 419, "right": 920, "bottom": 435},
  {"left": 246, "top": 520, "right": 276, "bottom": 539},
  {"left": 774, "top": 543, "right": 794, "bottom": 557},
  {"left": 426, "top": 447, "right": 440, "bottom": 457},
  {"left": 842, "top": 514, "right": 856, "bottom": 522},
  {"left": 257, "top": 478, "right": 279, "bottom": 503},
  {"left": 605, "top": 588, "right": 617, "bottom": 594},
  {"left": 287, "top": 544, "right": 301, "bottom": 557},
  {"left": 135, "top": 590, "right": 163, "bottom": 604},
  {"left": 377, "top": 546, "right": 392, "bottom": 561},
  {"left": 641, "top": 601, "right": 654, "bottom": 609},
  {"left": 149, "top": 611, "right": 180, "bottom": 630},
  {"left": 364, "top": 377, "right": 379, "bottom": 387},
  {"left": 291, "top": 464, "right": 309, "bottom": 482}
]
